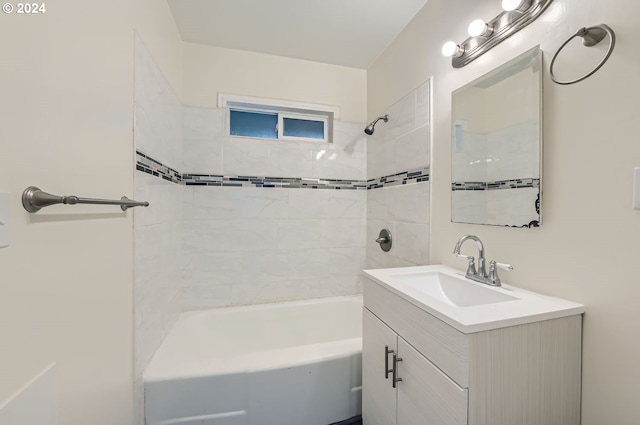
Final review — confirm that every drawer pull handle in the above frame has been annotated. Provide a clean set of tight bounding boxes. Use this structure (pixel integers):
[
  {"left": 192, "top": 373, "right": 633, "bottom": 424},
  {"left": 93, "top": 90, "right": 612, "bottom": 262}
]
[
  {"left": 384, "top": 345, "right": 394, "bottom": 379},
  {"left": 392, "top": 354, "right": 403, "bottom": 388}
]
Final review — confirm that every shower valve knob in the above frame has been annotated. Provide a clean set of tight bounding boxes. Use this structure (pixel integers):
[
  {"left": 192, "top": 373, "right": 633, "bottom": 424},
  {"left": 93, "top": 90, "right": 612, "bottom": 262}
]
[{"left": 375, "top": 229, "right": 392, "bottom": 252}]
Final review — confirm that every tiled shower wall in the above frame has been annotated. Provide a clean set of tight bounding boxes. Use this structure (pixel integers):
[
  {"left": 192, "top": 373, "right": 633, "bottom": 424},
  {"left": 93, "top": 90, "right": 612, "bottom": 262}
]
[
  {"left": 366, "top": 81, "right": 431, "bottom": 268},
  {"left": 132, "top": 34, "right": 183, "bottom": 421},
  {"left": 181, "top": 107, "right": 367, "bottom": 308},
  {"left": 133, "top": 36, "right": 369, "bottom": 351},
  {"left": 132, "top": 37, "right": 431, "bottom": 400}
]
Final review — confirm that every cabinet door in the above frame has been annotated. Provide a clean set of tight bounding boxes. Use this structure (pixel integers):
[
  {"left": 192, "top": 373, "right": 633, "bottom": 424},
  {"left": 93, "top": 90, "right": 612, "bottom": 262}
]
[
  {"left": 397, "top": 337, "right": 468, "bottom": 425},
  {"left": 362, "top": 308, "right": 398, "bottom": 425}
]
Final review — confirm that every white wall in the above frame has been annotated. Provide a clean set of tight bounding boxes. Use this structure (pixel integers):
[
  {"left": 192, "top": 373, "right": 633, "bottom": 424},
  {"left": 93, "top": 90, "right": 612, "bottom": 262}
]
[
  {"left": 369, "top": 0, "right": 640, "bottom": 423},
  {"left": 183, "top": 43, "right": 367, "bottom": 123},
  {"left": 0, "top": 1, "right": 135, "bottom": 424},
  {"left": 0, "top": 0, "right": 182, "bottom": 424}
]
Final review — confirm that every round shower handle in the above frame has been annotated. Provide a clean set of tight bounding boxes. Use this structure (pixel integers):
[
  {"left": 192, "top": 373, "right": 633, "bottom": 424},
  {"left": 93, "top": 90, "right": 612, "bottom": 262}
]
[{"left": 376, "top": 229, "right": 392, "bottom": 252}]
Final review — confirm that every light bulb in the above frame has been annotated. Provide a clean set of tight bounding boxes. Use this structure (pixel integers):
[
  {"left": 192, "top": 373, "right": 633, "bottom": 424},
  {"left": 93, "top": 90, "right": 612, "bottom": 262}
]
[
  {"left": 502, "top": 0, "right": 525, "bottom": 11},
  {"left": 468, "top": 19, "right": 491, "bottom": 37},
  {"left": 441, "top": 41, "right": 463, "bottom": 57}
]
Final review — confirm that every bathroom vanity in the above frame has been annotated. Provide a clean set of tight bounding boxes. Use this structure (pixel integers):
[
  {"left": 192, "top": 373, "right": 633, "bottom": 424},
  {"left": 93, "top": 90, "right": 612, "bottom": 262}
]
[{"left": 362, "top": 265, "right": 584, "bottom": 425}]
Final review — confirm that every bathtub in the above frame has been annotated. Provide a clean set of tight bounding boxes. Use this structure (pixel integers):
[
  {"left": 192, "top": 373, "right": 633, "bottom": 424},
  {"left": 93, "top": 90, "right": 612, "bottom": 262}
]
[{"left": 144, "top": 295, "right": 363, "bottom": 425}]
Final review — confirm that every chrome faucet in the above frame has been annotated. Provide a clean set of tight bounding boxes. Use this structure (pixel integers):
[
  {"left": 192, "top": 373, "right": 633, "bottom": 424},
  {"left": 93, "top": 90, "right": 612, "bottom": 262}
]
[{"left": 452, "top": 234, "right": 513, "bottom": 286}]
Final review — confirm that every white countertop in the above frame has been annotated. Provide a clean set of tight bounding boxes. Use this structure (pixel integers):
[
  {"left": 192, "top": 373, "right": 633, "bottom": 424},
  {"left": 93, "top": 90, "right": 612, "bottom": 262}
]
[{"left": 363, "top": 264, "right": 585, "bottom": 333}]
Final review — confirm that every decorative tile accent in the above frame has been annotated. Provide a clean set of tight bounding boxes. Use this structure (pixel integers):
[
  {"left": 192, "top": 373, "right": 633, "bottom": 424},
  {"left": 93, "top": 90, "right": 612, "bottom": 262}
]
[
  {"left": 367, "top": 167, "right": 430, "bottom": 189},
  {"left": 183, "top": 174, "right": 367, "bottom": 190},
  {"left": 136, "top": 151, "right": 182, "bottom": 184},
  {"left": 136, "top": 149, "right": 429, "bottom": 191},
  {"left": 452, "top": 178, "right": 540, "bottom": 191}
]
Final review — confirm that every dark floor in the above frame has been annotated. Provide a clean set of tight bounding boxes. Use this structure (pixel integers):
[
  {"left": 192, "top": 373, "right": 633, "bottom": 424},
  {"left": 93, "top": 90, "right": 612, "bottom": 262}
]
[{"left": 329, "top": 415, "right": 362, "bottom": 425}]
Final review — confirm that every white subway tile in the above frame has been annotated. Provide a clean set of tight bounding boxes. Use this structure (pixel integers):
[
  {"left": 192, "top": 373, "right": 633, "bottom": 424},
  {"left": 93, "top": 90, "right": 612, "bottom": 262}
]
[
  {"left": 192, "top": 186, "right": 288, "bottom": 220},
  {"left": 183, "top": 138, "right": 223, "bottom": 174},
  {"left": 184, "top": 219, "right": 277, "bottom": 252},
  {"left": 416, "top": 81, "right": 430, "bottom": 128},
  {"left": 232, "top": 282, "right": 280, "bottom": 305},
  {"left": 222, "top": 137, "right": 271, "bottom": 176},
  {"left": 269, "top": 142, "right": 313, "bottom": 178},
  {"left": 182, "top": 284, "right": 233, "bottom": 309},
  {"left": 321, "top": 218, "right": 366, "bottom": 248},
  {"left": 394, "top": 125, "right": 430, "bottom": 172},
  {"left": 312, "top": 147, "right": 366, "bottom": 180},
  {"left": 328, "top": 247, "right": 367, "bottom": 276},
  {"left": 242, "top": 250, "right": 289, "bottom": 282},
  {"left": 279, "top": 278, "right": 323, "bottom": 300},
  {"left": 288, "top": 189, "right": 332, "bottom": 219},
  {"left": 394, "top": 222, "right": 430, "bottom": 265},
  {"left": 366, "top": 188, "right": 388, "bottom": 220},
  {"left": 190, "top": 252, "right": 243, "bottom": 286},
  {"left": 333, "top": 121, "right": 367, "bottom": 153},
  {"left": 183, "top": 107, "right": 224, "bottom": 140},
  {"left": 288, "top": 249, "right": 330, "bottom": 280},
  {"left": 329, "top": 190, "right": 366, "bottom": 219},
  {"left": 387, "top": 92, "right": 416, "bottom": 140},
  {"left": 323, "top": 275, "right": 360, "bottom": 297},
  {"left": 277, "top": 219, "right": 323, "bottom": 250},
  {"left": 388, "top": 183, "right": 430, "bottom": 224}
]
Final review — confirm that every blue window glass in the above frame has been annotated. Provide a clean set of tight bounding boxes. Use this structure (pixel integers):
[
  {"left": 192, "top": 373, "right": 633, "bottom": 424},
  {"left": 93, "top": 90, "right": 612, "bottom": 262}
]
[
  {"left": 230, "top": 110, "right": 278, "bottom": 139},
  {"left": 283, "top": 118, "right": 324, "bottom": 140}
]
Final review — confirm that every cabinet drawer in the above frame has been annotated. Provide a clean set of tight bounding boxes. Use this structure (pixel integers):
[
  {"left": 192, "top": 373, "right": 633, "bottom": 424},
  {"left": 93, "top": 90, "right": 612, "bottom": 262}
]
[
  {"left": 397, "top": 337, "right": 468, "bottom": 425},
  {"left": 364, "top": 277, "right": 470, "bottom": 387}
]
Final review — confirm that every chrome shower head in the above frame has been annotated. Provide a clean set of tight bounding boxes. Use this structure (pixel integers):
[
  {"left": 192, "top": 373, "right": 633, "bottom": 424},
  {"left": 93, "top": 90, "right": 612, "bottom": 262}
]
[{"left": 364, "top": 115, "right": 389, "bottom": 135}]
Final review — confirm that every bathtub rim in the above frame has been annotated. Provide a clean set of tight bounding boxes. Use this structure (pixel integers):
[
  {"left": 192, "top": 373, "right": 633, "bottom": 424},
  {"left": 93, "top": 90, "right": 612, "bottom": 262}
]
[{"left": 143, "top": 294, "right": 363, "bottom": 383}]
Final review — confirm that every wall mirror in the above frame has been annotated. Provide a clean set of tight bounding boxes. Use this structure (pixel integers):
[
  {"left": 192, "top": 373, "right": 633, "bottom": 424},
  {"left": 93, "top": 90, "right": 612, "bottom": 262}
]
[{"left": 451, "top": 46, "right": 542, "bottom": 227}]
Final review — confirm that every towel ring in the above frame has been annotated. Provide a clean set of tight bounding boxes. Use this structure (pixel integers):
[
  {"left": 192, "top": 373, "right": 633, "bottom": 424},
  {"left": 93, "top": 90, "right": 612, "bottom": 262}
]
[{"left": 549, "top": 24, "right": 615, "bottom": 85}]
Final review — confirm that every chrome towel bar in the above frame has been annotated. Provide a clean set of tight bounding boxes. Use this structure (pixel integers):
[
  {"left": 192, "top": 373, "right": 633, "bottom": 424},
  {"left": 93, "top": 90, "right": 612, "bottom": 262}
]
[{"left": 22, "top": 186, "right": 149, "bottom": 213}]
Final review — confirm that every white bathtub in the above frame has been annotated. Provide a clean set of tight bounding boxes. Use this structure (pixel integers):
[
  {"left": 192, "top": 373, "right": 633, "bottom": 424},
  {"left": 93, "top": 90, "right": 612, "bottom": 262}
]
[{"left": 144, "top": 295, "right": 363, "bottom": 425}]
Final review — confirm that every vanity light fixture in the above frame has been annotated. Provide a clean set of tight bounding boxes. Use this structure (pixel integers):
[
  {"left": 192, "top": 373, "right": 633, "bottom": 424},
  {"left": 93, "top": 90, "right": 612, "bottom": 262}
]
[
  {"left": 467, "top": 19, "right": 493, "bottom": 38},
  {"left": 442, "top": 41, "right": 464, "bottom": 58},
  {"left": 442, "top": 0, "right": 552, "bottom": 67}
]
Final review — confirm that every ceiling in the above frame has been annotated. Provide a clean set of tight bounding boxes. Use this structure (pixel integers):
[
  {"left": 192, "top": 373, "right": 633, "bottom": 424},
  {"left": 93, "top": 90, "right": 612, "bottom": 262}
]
[{"left": 167, "top": 0, "right": 429, "bottom": 69}]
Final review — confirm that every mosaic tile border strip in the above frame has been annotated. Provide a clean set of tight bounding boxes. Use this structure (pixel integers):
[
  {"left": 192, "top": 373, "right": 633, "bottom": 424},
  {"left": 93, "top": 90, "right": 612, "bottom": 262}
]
[
  {"left": 136, "top": 151, "right": 182, "bottom": 184},
  {"left": 367, "top": 167, "right": 430, "bottom": 190},
  {"left": 452, "top": 178, "right": 540, "bottom": 191},
  {"left": 183, "top": 174, "right": 367, "bottom": 190},
  {"left": 136, "top": 150, "right": 429, "bottom": 190}
]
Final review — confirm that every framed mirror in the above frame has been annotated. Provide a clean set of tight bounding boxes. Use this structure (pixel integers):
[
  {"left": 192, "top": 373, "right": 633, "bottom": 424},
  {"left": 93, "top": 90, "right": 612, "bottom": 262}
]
[{"left": 451, "top": 46, "right": 542, "bottom": 228}]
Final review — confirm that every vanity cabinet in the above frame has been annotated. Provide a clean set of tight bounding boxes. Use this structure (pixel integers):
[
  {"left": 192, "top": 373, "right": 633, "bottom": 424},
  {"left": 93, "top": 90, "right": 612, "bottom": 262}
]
[
  {"left": 362, "top": 277, "right": 582, "bottom": 425},
  {"left": 363, "top": 309, "right": 467, "bottom": 425}
]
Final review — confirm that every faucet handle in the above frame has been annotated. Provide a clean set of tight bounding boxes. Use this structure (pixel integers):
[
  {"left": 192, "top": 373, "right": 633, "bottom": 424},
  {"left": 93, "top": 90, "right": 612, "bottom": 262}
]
[
  {"left": 456, "top": 253, "right": 477, "bottom": 276},
  {"left": 487, "top": 261, "right": 513, "bottom": 286},
  {"left": 491, "top": 261, "right": 513, "bottom": 271}
]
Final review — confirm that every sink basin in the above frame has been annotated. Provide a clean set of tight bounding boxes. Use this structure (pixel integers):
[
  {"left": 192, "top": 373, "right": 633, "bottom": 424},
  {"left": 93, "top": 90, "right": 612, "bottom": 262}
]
[
  {"left": 363, "top": 265, "right": 584, "bottom": 333},
  {"left": 396, "top": 271, "right": 516, "bottom": 307}
]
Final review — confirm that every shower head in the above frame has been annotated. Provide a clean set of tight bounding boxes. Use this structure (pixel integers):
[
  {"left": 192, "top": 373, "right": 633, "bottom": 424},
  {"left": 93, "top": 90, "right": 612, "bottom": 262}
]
[{"left": 364, "top": 115, "right": 389, "bottom": 135}]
